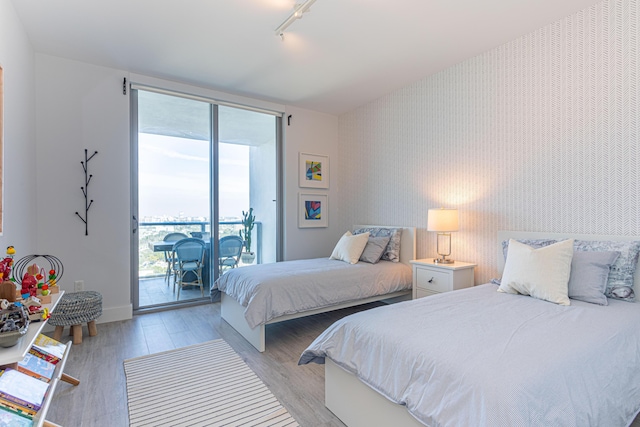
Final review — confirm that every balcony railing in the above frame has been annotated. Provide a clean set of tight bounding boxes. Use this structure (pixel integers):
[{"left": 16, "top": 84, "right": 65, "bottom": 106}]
[{"left": 138, "top": 220, "right": 262, "bottom": 278}]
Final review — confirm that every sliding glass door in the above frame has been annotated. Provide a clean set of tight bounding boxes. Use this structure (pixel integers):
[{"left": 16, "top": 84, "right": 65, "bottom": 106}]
[
  {"left": 218, "top": 105, "right": 278, "bottom": 266},
  {"left": 131, "top": 88, "right": 280, "bottom": 311}
]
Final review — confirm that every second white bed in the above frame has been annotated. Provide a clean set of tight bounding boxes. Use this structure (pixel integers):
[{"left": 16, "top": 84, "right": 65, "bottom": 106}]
[{"left": 218, "top": 225, "right": 416, "bottom": 352}]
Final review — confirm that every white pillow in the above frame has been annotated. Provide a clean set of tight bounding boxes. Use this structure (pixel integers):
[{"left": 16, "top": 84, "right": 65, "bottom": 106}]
[
  {"left": 330, "top": 231, "right": 370, "bottom": 264},
  {"left": 498, "top": 238, "right": 574, "bottom": 305}
]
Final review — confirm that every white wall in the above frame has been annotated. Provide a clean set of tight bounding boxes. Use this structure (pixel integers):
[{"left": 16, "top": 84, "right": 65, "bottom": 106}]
[
  {"left": 283, "top": 106, "right": 340, "bottom": 260},
  {"left": 35, "top": 54, "right": 132, "bottom": 322},
  {"left": 0, "top": 1, "right": 38, "bottom": 255},
  {"left": 337, "top": 0, "right": 640, "bottom": 284}
]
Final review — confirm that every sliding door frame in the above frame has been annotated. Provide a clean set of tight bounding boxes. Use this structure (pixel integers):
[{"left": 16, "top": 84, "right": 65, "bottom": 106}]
[
  {"left": 130, "top": 89, "right": 140, "bottom": 310},
  {"left": 129, "top": 84, "right": 284, "bottom": 313}
]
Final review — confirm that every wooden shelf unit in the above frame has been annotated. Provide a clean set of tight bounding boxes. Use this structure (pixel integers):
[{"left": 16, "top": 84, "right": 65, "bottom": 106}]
[
  {"left": 32, "top": 339, "right": 75, "bottom": 427},
  {"left": 0, "top": 290, "right": 79, "bottom": 426}
]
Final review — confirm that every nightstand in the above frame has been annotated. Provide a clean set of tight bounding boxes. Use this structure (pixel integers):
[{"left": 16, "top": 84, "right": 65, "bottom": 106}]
[{"left": 410, "top": 259, "right": 476, "bottom": 299}]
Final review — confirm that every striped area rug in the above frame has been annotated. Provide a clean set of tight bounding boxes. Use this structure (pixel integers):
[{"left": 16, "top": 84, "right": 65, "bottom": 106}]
[{"left": 124, "top": 339, "right": 299, "bottom": 427}]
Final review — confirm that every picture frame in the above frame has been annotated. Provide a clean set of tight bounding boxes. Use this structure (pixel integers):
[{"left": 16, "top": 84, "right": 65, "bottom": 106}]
[
  {"left": 298, "top": 193, "right": 328, "bottom": 228},
  {"left": 299, "top": 152, "right": 329, "bottom": 189}
]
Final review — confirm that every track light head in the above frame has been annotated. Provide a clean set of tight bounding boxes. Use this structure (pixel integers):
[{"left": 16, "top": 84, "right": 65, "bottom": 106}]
[{"left": 274, "top": 0, "right": 318, "bottom": 39}]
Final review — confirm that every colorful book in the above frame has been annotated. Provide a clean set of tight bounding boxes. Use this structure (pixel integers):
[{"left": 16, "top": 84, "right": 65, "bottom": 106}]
[
  {"left": 0, "top": 397, "right": 36, "bottom": 420},
  {"left": 17, "top": 353, "right": 55, "bottom": 383},
  {"left": 28, "top": 334, "right": 66, "bottom": 365},
  {"left": 0, "top": 404, "right": 33, "bottom": 425},
  {"left": 0, "top": 369, "right": 48, "bottom": 413}
]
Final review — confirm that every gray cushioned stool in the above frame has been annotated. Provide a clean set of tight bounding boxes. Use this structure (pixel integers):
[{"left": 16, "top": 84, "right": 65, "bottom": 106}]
[{"left": 49, "top": 291, "right": 102, "bottom": 345}]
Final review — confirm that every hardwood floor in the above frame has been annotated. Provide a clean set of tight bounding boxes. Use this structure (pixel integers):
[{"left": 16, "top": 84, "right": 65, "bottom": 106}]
[{"left": 44, "top": 301, "right": 380, "bottom": 426}]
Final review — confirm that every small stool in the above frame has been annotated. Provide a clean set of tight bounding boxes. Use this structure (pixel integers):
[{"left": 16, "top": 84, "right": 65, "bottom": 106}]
[{"left": 49, "top": 291, "right": 102, "bottom": 345}]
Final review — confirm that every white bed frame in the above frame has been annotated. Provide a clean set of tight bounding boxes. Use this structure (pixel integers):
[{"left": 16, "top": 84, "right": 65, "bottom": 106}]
[
  {"left": 221, "top": 225, "right": 416, "bottom": 352},
  {"left": 324, "top": 230, "right": 640, "bottom": 427}
]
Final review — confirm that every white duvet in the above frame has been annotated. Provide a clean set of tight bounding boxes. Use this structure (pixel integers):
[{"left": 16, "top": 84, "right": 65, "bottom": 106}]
[
  {"left": 300, "top": 284, "right": 640, "bottom": 426},
  {"left": 215, "top": 258, "right": 412, "bottom": 328}
]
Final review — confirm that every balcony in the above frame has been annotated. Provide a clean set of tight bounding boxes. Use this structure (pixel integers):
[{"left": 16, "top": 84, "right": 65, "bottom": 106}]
[{"left": 138, "top": 220, "right": 262, "bottom": 307}]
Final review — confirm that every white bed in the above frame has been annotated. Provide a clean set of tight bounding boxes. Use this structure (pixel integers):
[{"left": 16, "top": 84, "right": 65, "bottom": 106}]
[
  {"left": 302, "top": 231, "right": 640, "bottom": 427},
  {"left": 218, "top": 225, "right": 416, "bottom": 352}
]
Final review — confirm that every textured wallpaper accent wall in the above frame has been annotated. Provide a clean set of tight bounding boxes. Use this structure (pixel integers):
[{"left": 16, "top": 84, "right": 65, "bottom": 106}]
[{"left": 337, "top": 0, "right": 639, "bottom": 284}]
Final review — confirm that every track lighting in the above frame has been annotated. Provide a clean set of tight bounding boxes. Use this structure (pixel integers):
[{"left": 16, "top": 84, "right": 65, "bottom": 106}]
[{"left": 275, "top": 0, "right": 318, "bottom": 40}]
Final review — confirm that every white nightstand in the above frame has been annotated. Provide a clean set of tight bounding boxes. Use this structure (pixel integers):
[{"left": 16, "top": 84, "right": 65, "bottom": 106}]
[{"left": 410, "top": 259, "right": 476, "bottom": 299}]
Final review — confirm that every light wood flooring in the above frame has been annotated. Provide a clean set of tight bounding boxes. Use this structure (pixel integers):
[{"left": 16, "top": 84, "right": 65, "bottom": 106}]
[{"left": 44, "top": 301, "right": 380, "bottom": 426}]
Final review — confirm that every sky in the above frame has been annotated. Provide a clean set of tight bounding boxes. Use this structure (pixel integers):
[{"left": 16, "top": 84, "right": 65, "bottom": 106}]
[{"left": 138, "top": 133, "right": 249, "bottom": 220}]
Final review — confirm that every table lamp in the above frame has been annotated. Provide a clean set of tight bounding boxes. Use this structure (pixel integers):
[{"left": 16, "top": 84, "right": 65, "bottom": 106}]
[{"left": 427, "top": 208, "right": 459, "bottom": 264}]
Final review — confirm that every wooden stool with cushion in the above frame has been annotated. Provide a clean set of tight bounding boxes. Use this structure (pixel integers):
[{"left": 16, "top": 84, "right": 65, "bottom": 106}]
[{"left": 49, "top": 291, "right": 102, "bottom": 345}]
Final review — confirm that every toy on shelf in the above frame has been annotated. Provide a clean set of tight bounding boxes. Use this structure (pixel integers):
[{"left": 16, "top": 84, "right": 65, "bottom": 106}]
[
  {"left": 20, "top": 267, "right": 38, "bottom": 299},
  {"left": 0, "top": 247, "right": 16, "bottom": 302},
  {"left": 0, "top": 304, "right": 29, "bottom": 347},
  {"left": 12, "top": 255, "right": 63, "bottom": 300},
  {"left": 46, "top": 269, "right": 59, "bottom": 294},
  {"left": 24, "top": 297, "right": 48, "bottom": 322},
  {"left": 0, "top": 247, "right": 14, "bottom": 283}
]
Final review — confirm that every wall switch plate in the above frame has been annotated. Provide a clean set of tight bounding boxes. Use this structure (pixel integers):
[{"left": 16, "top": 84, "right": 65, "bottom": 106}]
[{"left": 74, "top": 280, "right": 84, "bottom": 291}]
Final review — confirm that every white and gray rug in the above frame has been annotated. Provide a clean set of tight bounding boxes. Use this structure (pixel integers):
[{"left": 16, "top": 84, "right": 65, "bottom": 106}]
[{"left": 124, "top": 339, "right": 299, "bottom": 427}]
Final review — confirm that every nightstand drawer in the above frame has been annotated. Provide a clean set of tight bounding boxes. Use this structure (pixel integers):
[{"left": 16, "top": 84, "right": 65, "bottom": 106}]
[
  {"left": 415, "top": 268, "right": 451, "bottom": 293},
  {"left": 416, "top": 287, "right": 440, "bottom": 299},
  {"left": 411, "top": 259, "right": 476, "bottom": 300}
]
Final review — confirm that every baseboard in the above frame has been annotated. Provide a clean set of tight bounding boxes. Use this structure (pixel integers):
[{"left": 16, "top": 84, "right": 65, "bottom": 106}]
[
  {"left": 41, "top": 303, "right": 133, "bottom": 333},
  {"left": 98, "top": 304, "right": 134, "bottom": 323}
]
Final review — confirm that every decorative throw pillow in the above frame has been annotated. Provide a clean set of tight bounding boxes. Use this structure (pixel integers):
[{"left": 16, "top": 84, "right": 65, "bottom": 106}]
[
  {"left": 502, "top": 238, "right": 640, "bottom": 302},
  {"left": 568, "top": 251, "right": 619, "bottom": 305},
  {"left": 359, "top": 236, "right": 391, "bottom": 264},
  {"left": 330, "top": 231, "right": 370, "bottom": 264},
  {"left": 501, "top": 239, "right": 557, "bottom": 260},
  {"left": 574, "top": 240, "right": 640, "bottom": 301},
  {"left": 498, "top": 239, "right": 574, "bottom": 305},
  {"left": 353, "top": 228, "right": 403, "bottom": 262}
]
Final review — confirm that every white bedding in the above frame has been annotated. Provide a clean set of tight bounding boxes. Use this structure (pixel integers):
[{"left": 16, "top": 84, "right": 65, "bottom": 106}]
[
  {"left": 215, "top": 257, "right": 412, "bottom": 328},
  {"left": 300, "top": 283, "right": 640, "bottom": 426}
]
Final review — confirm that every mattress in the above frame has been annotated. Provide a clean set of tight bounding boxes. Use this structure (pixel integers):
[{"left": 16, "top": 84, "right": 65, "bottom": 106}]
[
  {"left": 215, "top": 257, "right": 412, "bottom": 328},
  {"left": 299, "top": 283, "right": 640, "bottom": 426}
]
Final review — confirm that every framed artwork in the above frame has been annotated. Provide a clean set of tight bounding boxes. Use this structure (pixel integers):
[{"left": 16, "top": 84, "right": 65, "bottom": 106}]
[
  {"left": 298, "top": 193, "right": 328, "bottom": 228},
  {"left": 299, "top": 152, "right": 329, "bottom": 189}
]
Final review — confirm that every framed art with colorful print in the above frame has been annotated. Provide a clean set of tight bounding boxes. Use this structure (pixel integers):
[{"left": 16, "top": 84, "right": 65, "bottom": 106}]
[
  {"left": 298, "top": 193, "right": 328, "bottom": 228},
  {"left": 299, "top": 152, "right": 329, "bottom": 189}
]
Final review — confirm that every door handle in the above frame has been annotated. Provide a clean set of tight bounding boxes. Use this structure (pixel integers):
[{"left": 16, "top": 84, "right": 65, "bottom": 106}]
[
  {"left": 132, "top": 215, "right": 138, "bottom": 234},
  {"left": 428, "top": 277, "right": 434, "bottom": 283}
]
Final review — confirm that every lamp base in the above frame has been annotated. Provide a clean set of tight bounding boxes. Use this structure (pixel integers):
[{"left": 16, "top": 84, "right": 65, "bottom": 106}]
[{"left": 434, "top": 257, "right": 454, "bottom": 264}]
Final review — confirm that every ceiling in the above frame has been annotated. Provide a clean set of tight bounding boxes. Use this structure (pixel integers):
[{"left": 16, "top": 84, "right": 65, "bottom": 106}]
[{"left": 11, "top": 0, "right": 602, "bottom": 115}]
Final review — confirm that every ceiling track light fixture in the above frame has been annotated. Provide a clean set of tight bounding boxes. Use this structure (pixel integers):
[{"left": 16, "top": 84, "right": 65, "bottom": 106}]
[{"left": 274, "top": 0, "right": 318, "bottom": 40}]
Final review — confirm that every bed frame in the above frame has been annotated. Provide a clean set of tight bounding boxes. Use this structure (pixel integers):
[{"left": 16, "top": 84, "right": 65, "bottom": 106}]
[
  {"left": 324, "top": 230, "right": 640, "bottom": 426},
  {"left": 221, "top": 225, "right": 416, "bottom": 352}
]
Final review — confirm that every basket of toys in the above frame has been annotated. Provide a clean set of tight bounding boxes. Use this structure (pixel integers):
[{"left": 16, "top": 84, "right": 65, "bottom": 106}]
[{"left": 0, "top": 304, "right": 29, "bottom": 348}]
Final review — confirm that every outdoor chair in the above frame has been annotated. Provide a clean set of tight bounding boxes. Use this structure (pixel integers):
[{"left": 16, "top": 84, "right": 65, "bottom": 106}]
[
  {"left": 162, "top": 232, "right": 188, "bottom": 285},
  {"left": 219, "top": 235, "right": 244, "bottom": 275},
  {"left": 172, "top": 238, "right": 206, "bottom": 299}
]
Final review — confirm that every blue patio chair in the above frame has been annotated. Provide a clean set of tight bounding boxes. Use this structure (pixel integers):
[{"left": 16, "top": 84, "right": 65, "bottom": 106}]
[
  {"left": 172, "top": 238, "right": 206, "bottom": 299},
  {"left": 219, "top": 235, "right": 244, "bottom": 275},
  {"left": 162, "top": 232, "right": 188, "bottom": 285}
]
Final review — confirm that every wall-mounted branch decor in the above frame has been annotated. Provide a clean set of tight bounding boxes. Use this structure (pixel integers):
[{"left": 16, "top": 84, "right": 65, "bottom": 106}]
[{"left": 75, "top": 149, "right": 98, "bottom": 235}]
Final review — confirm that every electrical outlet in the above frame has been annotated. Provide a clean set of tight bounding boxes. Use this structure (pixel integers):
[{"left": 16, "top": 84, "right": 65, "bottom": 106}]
[{"left": 74, "top": 280, "right": 84, "bottom": 292}]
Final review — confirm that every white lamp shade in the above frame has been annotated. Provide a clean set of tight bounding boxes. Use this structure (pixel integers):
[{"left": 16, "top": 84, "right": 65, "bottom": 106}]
[{"left": 427, "top": 208, "right": 459, "bottom": 232}]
